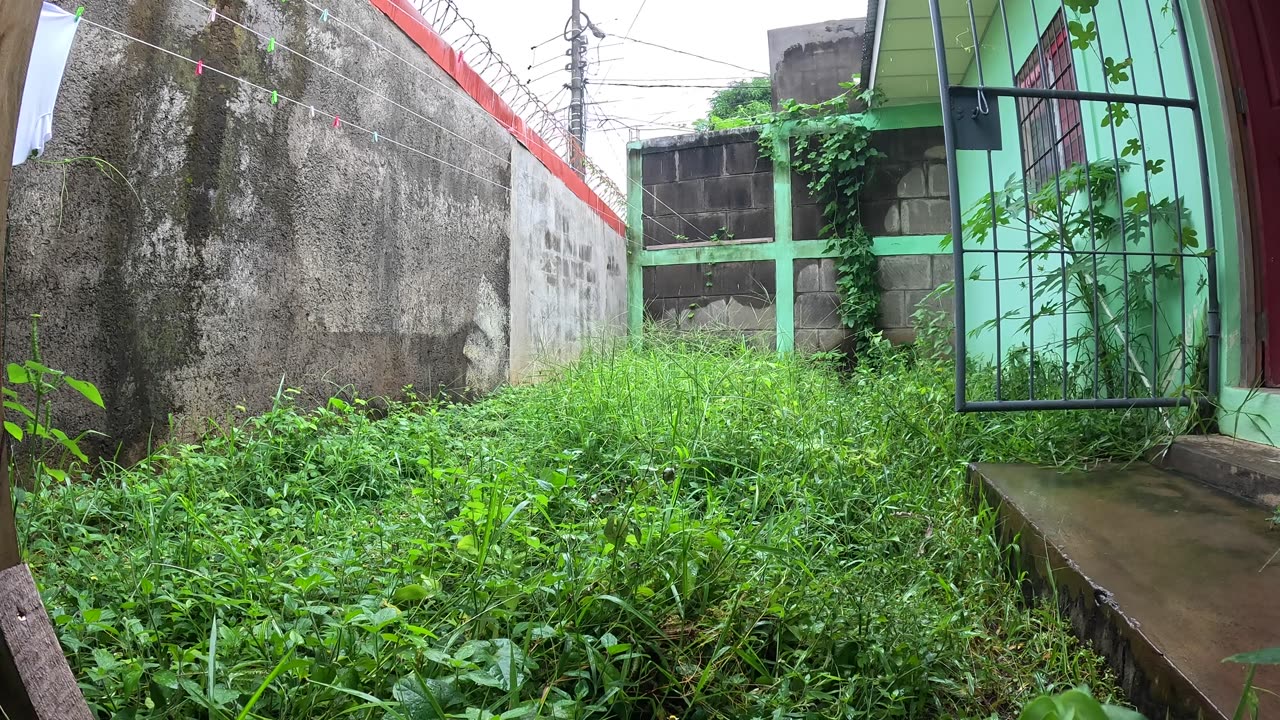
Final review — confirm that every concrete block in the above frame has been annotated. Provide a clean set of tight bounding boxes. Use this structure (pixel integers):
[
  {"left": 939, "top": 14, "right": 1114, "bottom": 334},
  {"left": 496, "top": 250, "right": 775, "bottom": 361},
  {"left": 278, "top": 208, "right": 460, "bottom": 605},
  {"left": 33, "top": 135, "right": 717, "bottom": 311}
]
[
  {"left": 878, "top": 255, "right": 932, "bottom": 290},
  {"left": 645, "top": 212, "right": 728, "bottom": 246},
  {"left": 931, "top": 254, "right": 954, "bottom": 286},
  {"left": 677, "top": 145, "right": 725, "bottom": 180},
  {"left": 924, "top": 143, "right": 947, "bottom": 161},
  {"left": 704, "top": 175, "right": 755, "bottom": 211},
  {"left": 793, "top": 204, "right": 827, "bottom": 240},
  {"left": 795, "top": 258, "right": 838, "bottom": 293},
  {"left": 883, "top": 328, "right": 917, "bottom": 345},
  {"left": 642, "top": 152, "right": 677, "bottom": 184},
  {"left": 795, "top": 328, "right": 850, "bottom": 352},
  {"left": 705, "top": 261, "right": 775, "bottom": 297},
  {"left": 901, "top": 199, "right": 952, "bottom": 235},
  {"left": 725, "top": 142, "right": 768, "bottom": 175},
  {"left": 722, "top": 298, "right": 777, "bottom": 331},
  {"left": 879, "top": 290, "right": 908, "bottom": 328},
  {"left": 863, "top": 201, "right": 901, "bottom": 236},
  {"left": 928, "top": 163, "right": 949, "bottom": 198},
  {"left": 752, "top": 172, "right": 775, "bottom": 208},
  {"left": 910, "top": 287, "right": 955, "bottom": 317},
  {"left": 796, "top": 292, "right": 841, "bottom": 328},
  {"left": 727, "top": 208, "right": 774, "bottom": 240},
  {"left": 643, "top": 185, "right": 656, "bottom": 216},
  {"left": 653, "top": 180, "right": 704, "bottom": 216},
  {"left": 650, "top": 263, "right": 706, "bottom": 297},
  {"left": 897, "top": 166, "right": 927, "bottom": 198},
  {"left": 746, "top": 330, "right": 778, "bottom": 351},
  {"left": 791, "top": 171, "right": 818, "bottom": 205}
]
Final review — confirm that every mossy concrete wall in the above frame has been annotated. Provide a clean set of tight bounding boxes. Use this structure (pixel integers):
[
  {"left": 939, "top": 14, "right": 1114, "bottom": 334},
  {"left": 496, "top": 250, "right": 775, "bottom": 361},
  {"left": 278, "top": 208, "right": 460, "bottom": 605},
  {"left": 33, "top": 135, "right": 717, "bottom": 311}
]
[{"left": 4, "top": 0, "right": 623, "bottom": 459}]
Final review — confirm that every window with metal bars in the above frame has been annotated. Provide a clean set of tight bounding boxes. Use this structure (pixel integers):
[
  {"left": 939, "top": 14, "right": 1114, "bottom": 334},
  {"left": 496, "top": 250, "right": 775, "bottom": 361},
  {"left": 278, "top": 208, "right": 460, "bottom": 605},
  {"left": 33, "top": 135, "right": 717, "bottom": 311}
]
[{"left": 1015, "top": 10, "right": 1085, "bottom": 190}]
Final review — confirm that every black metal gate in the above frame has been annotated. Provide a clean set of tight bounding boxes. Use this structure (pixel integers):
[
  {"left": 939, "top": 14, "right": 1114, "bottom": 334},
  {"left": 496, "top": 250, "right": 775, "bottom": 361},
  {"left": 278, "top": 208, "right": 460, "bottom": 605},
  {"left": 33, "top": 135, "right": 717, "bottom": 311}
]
[{"left": 927, "top": 0, "right": 1219, "bottom": 412}]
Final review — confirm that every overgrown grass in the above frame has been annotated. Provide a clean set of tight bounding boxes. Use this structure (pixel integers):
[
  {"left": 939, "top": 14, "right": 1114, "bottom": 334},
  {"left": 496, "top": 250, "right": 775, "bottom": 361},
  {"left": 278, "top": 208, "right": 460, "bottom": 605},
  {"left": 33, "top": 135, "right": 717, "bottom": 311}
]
[{"left": 18, "top": 336, "right": 1173, "bottom": 719}]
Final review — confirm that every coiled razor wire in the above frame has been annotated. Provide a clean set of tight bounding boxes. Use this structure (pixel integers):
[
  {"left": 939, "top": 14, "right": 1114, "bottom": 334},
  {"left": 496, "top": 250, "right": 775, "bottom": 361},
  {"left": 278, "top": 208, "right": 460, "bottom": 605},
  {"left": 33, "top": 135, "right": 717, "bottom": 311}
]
[{"left": 413, "top": 0, "right": 626, "bottom": 214}]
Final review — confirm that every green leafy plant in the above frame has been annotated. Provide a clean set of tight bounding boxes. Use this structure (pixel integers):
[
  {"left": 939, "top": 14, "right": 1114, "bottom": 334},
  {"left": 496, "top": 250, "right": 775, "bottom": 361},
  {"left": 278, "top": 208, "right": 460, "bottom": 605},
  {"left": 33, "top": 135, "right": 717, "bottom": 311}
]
[
  {"left": 693, "top": 77, "right": 772, "bottom": 132},
  {"left": 1017, "top": 686, "right": 1145, "bottom": 720},
  {"left": 758, "top": 80, "right": 885, "bottom": 355},
  {"left": 21, "top": 333, "right": 1178, "bottom": 719},
  {"left": 5, "top": 314, "right": 104, "bottom": 483},
  {"left": 955, "top": 156, "right": 1206, "bottom": 401},
  {"left": 1224, "top": 647, "right": 1280, "bottom": 720}
]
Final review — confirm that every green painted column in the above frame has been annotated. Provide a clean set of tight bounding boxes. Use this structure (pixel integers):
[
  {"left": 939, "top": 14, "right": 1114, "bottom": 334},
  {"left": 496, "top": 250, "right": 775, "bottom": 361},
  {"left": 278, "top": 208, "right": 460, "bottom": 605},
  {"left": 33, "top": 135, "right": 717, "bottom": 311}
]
[
  {"left": 772, "top": 141, "right": 795, "bottom": 353},
  {"left": 626, "top": 143, "right": 645, "bottom": 342}
]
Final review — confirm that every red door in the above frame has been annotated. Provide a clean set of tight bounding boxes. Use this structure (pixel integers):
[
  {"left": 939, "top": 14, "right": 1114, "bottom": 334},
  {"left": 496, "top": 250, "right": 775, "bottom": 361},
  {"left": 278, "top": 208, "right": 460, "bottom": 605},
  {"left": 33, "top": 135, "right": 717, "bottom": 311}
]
[{"left": 1216, "top": 0, "right": 1280, "bottom": 385}]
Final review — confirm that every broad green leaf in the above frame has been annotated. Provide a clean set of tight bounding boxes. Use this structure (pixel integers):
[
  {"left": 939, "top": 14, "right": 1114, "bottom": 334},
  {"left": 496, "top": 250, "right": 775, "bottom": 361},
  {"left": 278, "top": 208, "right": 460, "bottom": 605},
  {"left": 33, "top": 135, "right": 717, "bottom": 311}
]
[
  {"left": 153, "top": 670, "right": 180, "bottom": 690},
  {"left": 392, "top": 584, "right": 431, "bottom": 604},
  {"left": 5, "top": 400, "right": 34, "bottom": 420},
  {"left": 41, "top": 465, "right": 68, "bottom": 483},
  {"left": 6, "top": 363, "right": 28, "bottom": 384},
  {"left": 1018, "top": 696, "right": 1060, "bottom": 720},
  {"left": 1224, "top": 647, "right": 1280, "bottom": 665},
  {"left": 4, "top": 421, "right": 22, "bottom": 441},
  {"left": 1101, "top": 705, "right": 1148, "bottom": 720},
  {"left": 64, "top": 376, "right": 105, "bottom": 408}
]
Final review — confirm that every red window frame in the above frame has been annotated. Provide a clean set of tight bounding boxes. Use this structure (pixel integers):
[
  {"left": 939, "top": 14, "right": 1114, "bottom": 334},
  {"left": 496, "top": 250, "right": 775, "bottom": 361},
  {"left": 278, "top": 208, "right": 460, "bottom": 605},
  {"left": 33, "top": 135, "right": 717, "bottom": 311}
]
[{"left": 1015, "top": 11, "right": 1085, "bottom": 190}]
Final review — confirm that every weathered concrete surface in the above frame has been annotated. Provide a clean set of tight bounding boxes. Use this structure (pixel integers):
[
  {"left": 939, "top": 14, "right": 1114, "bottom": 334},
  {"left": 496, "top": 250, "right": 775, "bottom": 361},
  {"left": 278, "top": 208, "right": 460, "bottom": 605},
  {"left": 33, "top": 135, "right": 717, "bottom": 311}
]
[
  {"left": 767, "top": 18, "right": 868, "bottom": 109},
  {"left": 509, "top": 147, "right": 626, "bottom": 383},
  {"left": 1154, "top": 434, "right": 1280, "bottom": 509},
  {"left": 5, "top": 0, "right": 622, "bottom": 458},
  {"left": 974, "top": 462, "right": 1280, "bottom": 720}
]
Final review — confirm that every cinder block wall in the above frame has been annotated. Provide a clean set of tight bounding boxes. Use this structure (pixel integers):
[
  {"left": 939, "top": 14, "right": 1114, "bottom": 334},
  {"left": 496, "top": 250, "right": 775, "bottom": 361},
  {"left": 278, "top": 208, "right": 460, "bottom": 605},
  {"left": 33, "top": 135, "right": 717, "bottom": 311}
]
[{"left": 639, "top": 126, "right": 953, "bottom": 352}]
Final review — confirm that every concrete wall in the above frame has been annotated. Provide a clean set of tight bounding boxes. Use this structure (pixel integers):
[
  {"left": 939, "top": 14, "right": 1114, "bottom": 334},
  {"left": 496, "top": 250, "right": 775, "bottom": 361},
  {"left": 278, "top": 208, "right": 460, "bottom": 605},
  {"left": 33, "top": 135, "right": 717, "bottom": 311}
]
[
  {"left": 638, "top": 125, "right": 951, "bottom": 352},
  {"left": 509, "top": 148, "right": 627, "bottom": 382},
  {"left": 767, "top": 18, "right": 868, "bottom": 109},
  {"left": 5, "top": 0, "right": 623, "bottom": 459}
]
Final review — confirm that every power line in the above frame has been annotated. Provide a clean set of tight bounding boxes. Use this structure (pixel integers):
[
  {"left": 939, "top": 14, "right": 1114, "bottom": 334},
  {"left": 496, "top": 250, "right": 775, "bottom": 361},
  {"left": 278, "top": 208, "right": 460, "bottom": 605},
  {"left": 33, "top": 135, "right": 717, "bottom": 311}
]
[
  {"left": 589, "top": 81, "right": 752, "bottom": 89},
  {"left": 612, "top": 34, "right": 767, "bottom": 76},
  {"left": 176, "top": 0, "right": 512, "bottom": 167}
]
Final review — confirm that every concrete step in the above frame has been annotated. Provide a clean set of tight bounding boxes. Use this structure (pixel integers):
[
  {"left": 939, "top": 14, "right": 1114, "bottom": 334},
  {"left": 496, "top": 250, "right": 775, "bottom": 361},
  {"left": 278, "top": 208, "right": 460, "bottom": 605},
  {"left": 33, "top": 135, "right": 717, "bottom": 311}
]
[
  {"left": 1152, "top": 434, "right": 1280, "bottom": 509},
  {"left": 972, "top": 462, "right": 1280, "bottom": 720}
]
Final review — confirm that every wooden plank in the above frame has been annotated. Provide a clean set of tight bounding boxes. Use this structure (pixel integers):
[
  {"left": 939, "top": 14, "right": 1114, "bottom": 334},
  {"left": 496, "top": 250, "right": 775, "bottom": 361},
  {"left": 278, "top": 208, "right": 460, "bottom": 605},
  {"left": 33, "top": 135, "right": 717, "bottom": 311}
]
[
  {"left": 0, "top": 0, "right": 42, "bottom": 577},
  {"left": 0, "top": 565, "right": 93, "bottom": 720},
  {"left": 1, "top": 4, "right": 94, "bottom": 720}
]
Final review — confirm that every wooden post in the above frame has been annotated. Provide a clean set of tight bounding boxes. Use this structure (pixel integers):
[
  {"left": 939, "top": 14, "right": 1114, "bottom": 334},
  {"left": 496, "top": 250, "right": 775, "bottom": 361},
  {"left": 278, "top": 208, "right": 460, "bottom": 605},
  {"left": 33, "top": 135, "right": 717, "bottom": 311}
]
[{"left": 0, "top": 3, "right": 94, "bottom": 719}]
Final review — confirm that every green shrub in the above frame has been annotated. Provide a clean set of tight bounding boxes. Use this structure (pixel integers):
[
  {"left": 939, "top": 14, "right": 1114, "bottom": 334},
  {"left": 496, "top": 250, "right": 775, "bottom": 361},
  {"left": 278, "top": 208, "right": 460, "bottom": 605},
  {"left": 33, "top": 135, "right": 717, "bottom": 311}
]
[{"left": 20, "top": 336, "right": 1168, "bottom": 719}]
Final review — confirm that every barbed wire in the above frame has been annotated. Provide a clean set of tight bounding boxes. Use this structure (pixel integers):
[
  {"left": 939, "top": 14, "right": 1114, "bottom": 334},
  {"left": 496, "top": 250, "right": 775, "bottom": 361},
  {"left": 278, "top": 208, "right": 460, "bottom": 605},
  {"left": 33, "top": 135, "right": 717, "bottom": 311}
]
[{"left": 410, "top": 0, "right": 625, "bottom": 212}]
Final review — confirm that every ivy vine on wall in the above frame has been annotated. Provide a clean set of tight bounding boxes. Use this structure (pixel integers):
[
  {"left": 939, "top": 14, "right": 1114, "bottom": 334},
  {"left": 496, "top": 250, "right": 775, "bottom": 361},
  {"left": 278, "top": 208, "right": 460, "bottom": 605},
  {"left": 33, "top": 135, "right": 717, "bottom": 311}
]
[{"left": 757, "top": 82, "right": 885, "bottom": 355}]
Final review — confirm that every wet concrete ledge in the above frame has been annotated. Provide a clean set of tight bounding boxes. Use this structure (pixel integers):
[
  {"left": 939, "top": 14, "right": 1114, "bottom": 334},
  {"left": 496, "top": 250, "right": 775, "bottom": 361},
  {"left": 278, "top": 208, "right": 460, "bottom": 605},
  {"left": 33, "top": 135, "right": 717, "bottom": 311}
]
[{"left": 972, "top": 462, "right": 1280, "bottom": 719}]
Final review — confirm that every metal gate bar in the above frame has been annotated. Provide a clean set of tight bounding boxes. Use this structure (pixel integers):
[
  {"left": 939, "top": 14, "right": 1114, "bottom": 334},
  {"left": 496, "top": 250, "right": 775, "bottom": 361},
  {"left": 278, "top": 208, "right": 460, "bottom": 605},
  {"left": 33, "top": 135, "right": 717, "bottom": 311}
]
[{"left": 927, "top": 0, "right": 1219, "bottom": 412}]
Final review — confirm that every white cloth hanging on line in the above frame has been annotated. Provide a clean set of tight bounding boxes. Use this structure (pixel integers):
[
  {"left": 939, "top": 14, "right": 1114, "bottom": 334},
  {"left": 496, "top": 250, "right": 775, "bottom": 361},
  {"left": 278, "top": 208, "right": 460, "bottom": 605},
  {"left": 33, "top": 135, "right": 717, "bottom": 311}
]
[{"left": 12, "top": 3, "right": 80, "bottom": 167}]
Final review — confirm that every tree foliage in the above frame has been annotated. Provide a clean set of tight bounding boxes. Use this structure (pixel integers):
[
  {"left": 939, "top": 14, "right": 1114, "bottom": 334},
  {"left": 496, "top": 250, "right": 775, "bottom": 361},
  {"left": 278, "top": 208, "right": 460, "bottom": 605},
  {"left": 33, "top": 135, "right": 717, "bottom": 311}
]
[{"left": 693, "top": 77, "right": 772, "bottom": 132}]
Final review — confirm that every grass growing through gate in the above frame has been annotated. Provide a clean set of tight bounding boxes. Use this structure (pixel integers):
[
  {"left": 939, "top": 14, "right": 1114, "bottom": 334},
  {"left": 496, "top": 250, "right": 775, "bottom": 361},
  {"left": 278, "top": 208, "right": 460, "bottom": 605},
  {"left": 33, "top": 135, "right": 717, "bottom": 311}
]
[{"left": 17, "top": 335, "right": 1173, "bottom": 719}]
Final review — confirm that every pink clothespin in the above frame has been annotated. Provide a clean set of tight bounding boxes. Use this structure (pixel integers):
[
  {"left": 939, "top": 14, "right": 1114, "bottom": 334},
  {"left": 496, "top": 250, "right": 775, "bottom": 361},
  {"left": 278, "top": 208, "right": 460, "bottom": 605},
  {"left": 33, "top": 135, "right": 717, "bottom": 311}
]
[
  {"left": 195, "top": 59, "right": 204, "bottom": 76},
  {"left": 332, "top": 116, "right": 341, "bottom": 129}
]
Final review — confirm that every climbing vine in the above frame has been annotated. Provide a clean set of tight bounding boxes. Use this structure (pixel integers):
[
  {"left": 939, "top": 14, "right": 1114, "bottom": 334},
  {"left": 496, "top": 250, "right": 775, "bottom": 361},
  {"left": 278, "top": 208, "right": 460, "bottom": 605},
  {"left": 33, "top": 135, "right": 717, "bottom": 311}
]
[{"left": 757, "top": 82, "right": 885, "bottom": 355}]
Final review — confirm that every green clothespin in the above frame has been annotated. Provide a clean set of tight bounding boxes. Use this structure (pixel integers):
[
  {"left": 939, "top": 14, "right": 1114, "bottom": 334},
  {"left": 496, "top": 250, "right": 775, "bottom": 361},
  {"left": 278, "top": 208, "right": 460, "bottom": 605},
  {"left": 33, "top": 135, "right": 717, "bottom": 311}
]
[
  {"left": 267, "top": 37, "right": 276, "bottom": 52},
  {"left": 75, "top": 6, "right": 85, "bottom": 21},
  {"left": 270, "top": 90, "right": 278, "bottom": 105}
]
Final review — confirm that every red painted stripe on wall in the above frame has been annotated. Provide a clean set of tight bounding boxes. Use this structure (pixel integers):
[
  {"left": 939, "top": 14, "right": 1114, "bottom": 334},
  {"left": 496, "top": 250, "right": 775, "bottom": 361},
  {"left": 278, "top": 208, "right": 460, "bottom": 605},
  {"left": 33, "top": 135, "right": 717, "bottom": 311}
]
[{"left": 368, "top": 0, "right": 626, "bottom": 237}]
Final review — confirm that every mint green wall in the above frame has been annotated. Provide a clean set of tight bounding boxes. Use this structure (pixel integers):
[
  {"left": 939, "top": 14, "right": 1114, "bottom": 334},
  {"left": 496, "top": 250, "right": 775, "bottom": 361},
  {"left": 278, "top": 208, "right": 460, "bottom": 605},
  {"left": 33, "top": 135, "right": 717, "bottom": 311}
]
[{"left": 951, "top": 0, "right": 1219, "bottom": 405}]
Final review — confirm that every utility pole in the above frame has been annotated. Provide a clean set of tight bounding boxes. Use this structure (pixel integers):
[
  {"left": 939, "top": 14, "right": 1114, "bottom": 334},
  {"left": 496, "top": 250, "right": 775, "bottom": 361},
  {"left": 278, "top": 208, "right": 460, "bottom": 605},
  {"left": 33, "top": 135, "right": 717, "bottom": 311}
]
[{"left": 568, "top": 0, "right": 586, "bottom": 173}]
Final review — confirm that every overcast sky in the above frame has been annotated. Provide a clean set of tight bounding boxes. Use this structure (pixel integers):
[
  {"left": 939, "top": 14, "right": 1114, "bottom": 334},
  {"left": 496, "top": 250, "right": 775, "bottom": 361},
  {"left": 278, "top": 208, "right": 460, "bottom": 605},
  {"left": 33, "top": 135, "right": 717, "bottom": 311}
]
[{"left": 454, "top": 0, "right": 870, "bottom": 194}]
